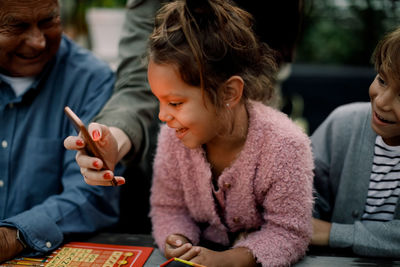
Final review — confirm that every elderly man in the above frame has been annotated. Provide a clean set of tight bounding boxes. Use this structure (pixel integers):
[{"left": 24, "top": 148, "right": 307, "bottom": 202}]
[{"left": 0, "top": 0, "right": 120, "bottom": 261}]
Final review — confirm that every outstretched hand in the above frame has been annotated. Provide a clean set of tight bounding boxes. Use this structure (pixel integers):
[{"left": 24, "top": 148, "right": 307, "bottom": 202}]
[{"left": 64, "top": 123, "right": 126, "bottom": 186}]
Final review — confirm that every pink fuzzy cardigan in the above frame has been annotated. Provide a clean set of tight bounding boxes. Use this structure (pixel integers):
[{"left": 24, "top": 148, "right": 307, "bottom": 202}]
[{"left": 150, "top": 101, "right": 314, "bottom": 266}]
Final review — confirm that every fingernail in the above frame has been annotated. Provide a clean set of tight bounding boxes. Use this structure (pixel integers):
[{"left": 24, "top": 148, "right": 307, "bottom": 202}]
[
  {"left": 93, "top": 161, "right": 99, "bottom": 168},
  {"left": 103, "top": 172, "right": 111, "bottom": 180},
  {"left": 176, "top": 240, "right": 182, "bottom": 246},
  {"left": 92, "top": 130, "right": 100, "bottom": 141},
  {"left": 76, "top": 139, "right": 84, "bottom": 146},
  {"left": 117, "top": 179, "right": 125, "bottom": 185}
]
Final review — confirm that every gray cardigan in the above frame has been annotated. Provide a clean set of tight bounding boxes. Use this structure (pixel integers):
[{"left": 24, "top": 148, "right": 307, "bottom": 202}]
[{"left": 311, "top": 102, "right": 400, "bottom": 257}]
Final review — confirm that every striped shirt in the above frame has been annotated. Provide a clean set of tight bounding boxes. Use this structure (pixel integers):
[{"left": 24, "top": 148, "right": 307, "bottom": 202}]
[{"left": 362, "top": 136, "right": 400, "bottom": 222}]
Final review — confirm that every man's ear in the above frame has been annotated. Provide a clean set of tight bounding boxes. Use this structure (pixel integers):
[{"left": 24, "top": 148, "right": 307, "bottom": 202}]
[{"left": 223, "top": 75, "right": 244, "bottom": 107}]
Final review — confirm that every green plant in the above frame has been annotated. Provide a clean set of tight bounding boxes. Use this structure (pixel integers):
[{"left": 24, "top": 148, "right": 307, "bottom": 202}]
[
  {"left": 60, "top": 0, "right": 126, "bottom": 48},
  {"left": 296, "top": 0, "right": 400, "bottom": 66}
]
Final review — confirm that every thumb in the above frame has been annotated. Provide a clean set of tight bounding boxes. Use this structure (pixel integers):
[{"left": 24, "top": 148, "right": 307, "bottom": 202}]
[
  {"left": 88, "top": 122, "right": 107, "bottom": 142},
  {"left": 87, "top": 122, "right": 115, "bottom": 150},
  {"left": 168, "top": 234, "right": 184, "bottom": 247}
]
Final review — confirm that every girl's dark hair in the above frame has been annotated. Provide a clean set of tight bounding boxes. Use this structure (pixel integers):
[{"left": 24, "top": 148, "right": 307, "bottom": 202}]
[
  {"left": 148, "top": 0, "right": 278, "bottom": 108},
  {"left": 372, "top": 26, "right": 400, "bottom": 81}
]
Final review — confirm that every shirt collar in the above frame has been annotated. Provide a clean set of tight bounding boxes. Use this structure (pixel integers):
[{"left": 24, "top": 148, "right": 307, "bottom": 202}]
[{"left": 0, "top": 74, "right": 35, "bottom": 97}]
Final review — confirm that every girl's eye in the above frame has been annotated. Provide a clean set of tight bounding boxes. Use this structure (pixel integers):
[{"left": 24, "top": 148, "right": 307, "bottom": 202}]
[
  {"left": 169, "top": 102, "right": 182, "bottom": 107},
  {"left": 377, "top": 76, "right": 386, "bottom": 86}
]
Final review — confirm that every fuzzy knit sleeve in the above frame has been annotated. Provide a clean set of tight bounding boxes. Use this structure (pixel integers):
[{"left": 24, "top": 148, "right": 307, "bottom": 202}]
[
  {"left": 149, "top": 125, "right": 201, "bottom": 252},
  {"left": 234, "top": 117, "right": 314, "bottom": 266}
]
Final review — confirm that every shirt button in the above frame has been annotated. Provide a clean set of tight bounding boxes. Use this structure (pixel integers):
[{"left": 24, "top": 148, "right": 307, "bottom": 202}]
[
  {"left": 233, "top": 217, "right": 240, "bottom": 223},
  {"left": 46, "top": 241, "right": 52, "bottom": 248},
  {"left": 0, "top": 180, "right": 3, "bottom": 187},
  {"left": 223, "top": 183, "right": 231, "bottom": 189},
  {"left": 1, "top": 140, "right": 7, "bottom": 148},
  {"left": 8, "top": 103, "right": 13, "bottom": 109}
]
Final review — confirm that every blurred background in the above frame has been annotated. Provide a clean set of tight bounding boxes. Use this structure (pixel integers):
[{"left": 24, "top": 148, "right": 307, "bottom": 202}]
[
  {"left": 283, "top": 0, "right": 400, "bottom": 134},
  {"left": 59, "top": 0, "right": 400, "bottom": 135}
]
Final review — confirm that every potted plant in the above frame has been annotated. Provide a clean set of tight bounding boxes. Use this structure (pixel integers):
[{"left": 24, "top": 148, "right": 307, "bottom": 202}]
[{"left": 60, "top": 0, "right": 126, "bottom": 67}]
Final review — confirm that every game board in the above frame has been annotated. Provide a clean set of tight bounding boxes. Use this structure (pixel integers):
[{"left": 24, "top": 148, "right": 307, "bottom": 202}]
[{"left": 1, "top": 242, "right": 153, "bottom": 267}]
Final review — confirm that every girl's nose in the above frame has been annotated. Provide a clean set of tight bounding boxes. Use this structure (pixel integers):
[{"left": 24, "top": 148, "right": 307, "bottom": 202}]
[{"left": 158, "top": 108, "right": 173, "bottom": 122}]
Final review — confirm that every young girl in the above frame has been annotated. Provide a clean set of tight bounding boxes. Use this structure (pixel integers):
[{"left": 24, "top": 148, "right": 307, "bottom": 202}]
[
  {"left": 311, "top": 27, "right": 400, "bottom": 256},
  {"left": 148, "top": 0, "right": 314, "bottom": 266}
]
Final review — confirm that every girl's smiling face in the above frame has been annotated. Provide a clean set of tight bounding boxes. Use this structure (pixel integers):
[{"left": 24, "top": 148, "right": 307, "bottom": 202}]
[
  {"left": 148, "top": 60, "right": 223, "bottom": 149},
  {"left": 369, "top": 72, "right": 400, "bottom": 146}
]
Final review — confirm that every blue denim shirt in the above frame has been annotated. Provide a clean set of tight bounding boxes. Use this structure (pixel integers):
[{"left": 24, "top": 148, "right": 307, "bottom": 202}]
[{"left": 0, "top": 35, "right": 121, "bottom": 256}]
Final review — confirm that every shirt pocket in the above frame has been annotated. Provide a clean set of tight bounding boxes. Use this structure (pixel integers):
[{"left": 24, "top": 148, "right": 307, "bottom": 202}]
[{"left": 17, "top": 137, "right": 64, "bottom": 205}]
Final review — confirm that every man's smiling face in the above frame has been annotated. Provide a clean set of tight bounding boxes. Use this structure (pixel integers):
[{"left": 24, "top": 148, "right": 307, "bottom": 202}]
[{"left": 0, "top": 0, "right": 62, "bottom": 77}]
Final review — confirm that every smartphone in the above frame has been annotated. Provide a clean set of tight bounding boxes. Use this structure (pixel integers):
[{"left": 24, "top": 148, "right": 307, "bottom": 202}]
[{"left": 64, "top": 106, "right": 118, "bottom": 186}]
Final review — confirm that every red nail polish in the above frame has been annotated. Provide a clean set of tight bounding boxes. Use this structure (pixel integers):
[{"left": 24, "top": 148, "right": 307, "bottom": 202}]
[
  {"left": 76, "top": 139, "right": 84, "bottom": 146},
  {"left": 103, "top": 172, "right": 111, "bottom": 180},
  {"left": 93, "top": 161, "right": 99, "bottom": 168},
  {"left": 92, "top": 130, "right": 100, "bottom": 141}
]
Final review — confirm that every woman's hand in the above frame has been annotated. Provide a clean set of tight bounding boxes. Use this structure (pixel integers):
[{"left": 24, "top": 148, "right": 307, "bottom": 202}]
[{"left": 64, "top": 123, "right": 130, "bottom": 186}]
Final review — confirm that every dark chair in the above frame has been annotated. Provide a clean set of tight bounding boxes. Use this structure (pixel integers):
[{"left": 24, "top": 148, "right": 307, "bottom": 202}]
[
  {"left": 281, "top": 63, "right": 375, "bottom": 135},
  {"left": 116, "top": 120, "right": 160, "bottom": 234}
]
